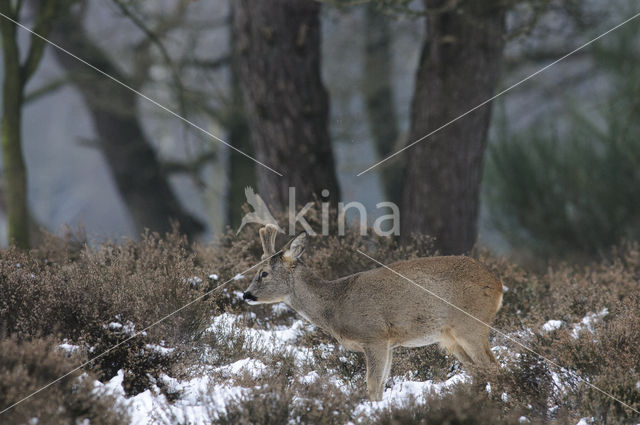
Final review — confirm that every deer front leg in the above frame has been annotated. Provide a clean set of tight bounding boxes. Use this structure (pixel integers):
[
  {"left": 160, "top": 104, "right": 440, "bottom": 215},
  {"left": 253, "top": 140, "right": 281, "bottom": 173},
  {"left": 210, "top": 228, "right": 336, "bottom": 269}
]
[{"left": 363, "top": 342, "right": 391, "bottom": 401}]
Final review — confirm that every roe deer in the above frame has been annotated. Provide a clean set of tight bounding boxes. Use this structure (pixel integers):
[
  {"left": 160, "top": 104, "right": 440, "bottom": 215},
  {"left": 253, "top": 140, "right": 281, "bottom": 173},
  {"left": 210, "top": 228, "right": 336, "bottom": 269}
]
[{"left": 243, "top": 225, "right": 503, "bottom": 401}]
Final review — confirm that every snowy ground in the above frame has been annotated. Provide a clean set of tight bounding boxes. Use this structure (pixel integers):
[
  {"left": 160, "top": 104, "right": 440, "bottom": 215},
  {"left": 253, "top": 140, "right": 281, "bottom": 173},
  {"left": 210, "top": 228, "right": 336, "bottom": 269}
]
[{"left": 77, "top": 299, "right": 616, "bottom": 425}]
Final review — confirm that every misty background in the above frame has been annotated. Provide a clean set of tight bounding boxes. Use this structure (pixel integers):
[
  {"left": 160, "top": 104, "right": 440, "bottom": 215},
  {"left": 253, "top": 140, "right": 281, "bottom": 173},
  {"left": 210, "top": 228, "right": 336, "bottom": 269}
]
[{"left": 1, "top": 0, "right": 638, "bottom": 262}]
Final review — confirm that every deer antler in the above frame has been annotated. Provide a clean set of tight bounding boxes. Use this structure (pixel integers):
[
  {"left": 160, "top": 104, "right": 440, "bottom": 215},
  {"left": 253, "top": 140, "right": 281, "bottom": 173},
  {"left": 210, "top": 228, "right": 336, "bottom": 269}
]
[{"left": 259, "top": 224, "right": 279, "bottom": 259}]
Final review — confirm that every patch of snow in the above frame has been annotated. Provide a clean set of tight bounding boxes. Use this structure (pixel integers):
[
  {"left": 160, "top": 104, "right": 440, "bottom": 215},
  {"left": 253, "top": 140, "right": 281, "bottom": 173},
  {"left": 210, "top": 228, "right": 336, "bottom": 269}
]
[
  {"left": 513, "top": 328, "right": 535, "bottom": 340},
  {"left": 58, "top": 341, "right": 80, "bottom": 353},
  {"left": 571, "top": 308, "right": 609, "bottom": 339},
  {"left": 107, "top": 320, "right": 137, "bottom": 336},
  {"left": 128, "top": 389, "right": 159, "bottom": 425},
  {"left": 214, "top": 358, "right": 267, "bottom": 380},
  {"left": 519, "top": 417, "right": 530, "bottom": 423},
  {"left": 576, "top": 418, "right": 592, "bottom": 425},
  {"left": 188, "top": 276, "right": 203, "bottom": 288},
  {"left": 491, "top": 344, "right": 518, "bottom": 367},
  {"left": 354, "top": 373, "right": 470, "bottom": 417},
  {"left": 271, "top": 302, "right": 290, "bottom": 316},
  {"left": 94, "top": 369, "right": 249, "bottom": 425},
  {"left": 550, "top": 370, "right": 569, "bottom": 397},
  {"left": 209, "top": 273, "right": 219, "bottom": 280},
  {"left": 145, "top": 344, "right": 175, "bottom": 355},
  {"left": 192, "top": 382, "right": 246, "bottom": 422},
  {"left": 233, "top": 273, "right": 245, "bottom": 281},
  {"left": 158, "top": 374, "right": 183, "bottom": 395},
  {"left": 99, "top": 369, "right": 125, "bottom": 397},
  {"left": 299, "top": 371, "right": 320, "bottom": 385},
  {"left": 96, "top": 311, "right": 544, "bottom": 424},
  {"left": 207, "top": 313, "right": 307, "bottom": 354},
  {"left": 542, "top": 320, "right": 563, "bottom": 332},
  {"left": 314, "top": 343, "right": 337, "bottom": 360}
]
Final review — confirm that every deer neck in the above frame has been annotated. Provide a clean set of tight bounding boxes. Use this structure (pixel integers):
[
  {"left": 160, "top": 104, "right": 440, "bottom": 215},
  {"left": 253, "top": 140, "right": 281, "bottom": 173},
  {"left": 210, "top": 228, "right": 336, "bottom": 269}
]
[{"left": 286, "top": 265, "right": 338, "bottom": 331}]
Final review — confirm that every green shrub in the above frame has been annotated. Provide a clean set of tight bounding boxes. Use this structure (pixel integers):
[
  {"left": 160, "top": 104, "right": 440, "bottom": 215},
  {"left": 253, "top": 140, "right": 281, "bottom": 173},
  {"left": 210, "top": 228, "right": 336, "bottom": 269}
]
[
  {"left": 484, "top": 21, "right": 640, "bottom": 260},
  {"left": 485, "top": 108, "right": 640, "bottom": 258}
]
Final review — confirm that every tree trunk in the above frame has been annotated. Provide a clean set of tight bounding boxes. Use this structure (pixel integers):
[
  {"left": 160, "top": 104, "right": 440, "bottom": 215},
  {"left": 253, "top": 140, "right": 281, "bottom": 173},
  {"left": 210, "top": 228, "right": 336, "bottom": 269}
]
[
  {"left": 50, "top": 12, "right": 204, "bottom": 238},
  {"left": 226, "top": 12, "right": 256, "bottom": 229},
  {"left": 0, "top": 0, "right": 60, "bottom": 248},
  {"left": 363, "top": 4, "right": 403, "bottom": 207},
  {"left": 232, "top": 0, "right": 340, "bottom": 212},
  {"left": 0, "top": 8, "right": 29, "bottom": 248},
  {"left": 225, "top": 72, "right": 256, "bottom": 228},
  {"left": 401, "top": 0, "right": 506, "bottom": 254}
]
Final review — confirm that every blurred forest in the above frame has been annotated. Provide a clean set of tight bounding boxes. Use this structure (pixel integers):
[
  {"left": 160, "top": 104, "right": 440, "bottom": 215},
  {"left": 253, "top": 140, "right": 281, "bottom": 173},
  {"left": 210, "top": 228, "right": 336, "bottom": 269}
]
[
  {"left": 3, "top": 2, "right": 640, "bottom": 424},
  {"left": 0, "top": 0, "right": 639, "bottom": 262}
]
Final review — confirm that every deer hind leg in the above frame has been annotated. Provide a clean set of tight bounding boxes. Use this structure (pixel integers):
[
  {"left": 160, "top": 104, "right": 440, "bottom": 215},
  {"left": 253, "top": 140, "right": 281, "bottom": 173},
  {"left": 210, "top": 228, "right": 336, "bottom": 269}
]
[
  {"left": 440, "top": 328, "right": 476, "bottom": 368},
  {"left": 453, "top": 329, "right": 496, "bottom": 366},
  {"left": 483, "top": 339, "right": 498, "bottom": 365},
  {"left": 363, "top": 342, "right": 391, "bottom": 401},
  {"left": 382, "top": 347, "right": 393, "bottom": 392}
]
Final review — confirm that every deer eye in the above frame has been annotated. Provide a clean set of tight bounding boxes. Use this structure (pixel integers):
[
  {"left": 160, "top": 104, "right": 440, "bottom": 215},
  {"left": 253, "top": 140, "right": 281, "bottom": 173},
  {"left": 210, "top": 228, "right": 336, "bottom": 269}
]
[{"left": 261, "top": 271, "right": 269, "bottom": 278}]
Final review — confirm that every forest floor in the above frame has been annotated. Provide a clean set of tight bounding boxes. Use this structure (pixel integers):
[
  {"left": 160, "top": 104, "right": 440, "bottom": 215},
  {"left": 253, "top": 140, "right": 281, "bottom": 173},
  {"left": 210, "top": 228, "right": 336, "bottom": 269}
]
[{"left": 1, "top": 228, "right": 639, "bottom": 424}]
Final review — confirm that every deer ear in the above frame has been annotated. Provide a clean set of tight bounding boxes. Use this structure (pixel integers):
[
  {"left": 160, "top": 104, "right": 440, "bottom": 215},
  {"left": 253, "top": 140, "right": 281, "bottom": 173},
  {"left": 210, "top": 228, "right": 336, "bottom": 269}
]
[{"left": 283, "top": 232, "right": 306, "bottom": 261}]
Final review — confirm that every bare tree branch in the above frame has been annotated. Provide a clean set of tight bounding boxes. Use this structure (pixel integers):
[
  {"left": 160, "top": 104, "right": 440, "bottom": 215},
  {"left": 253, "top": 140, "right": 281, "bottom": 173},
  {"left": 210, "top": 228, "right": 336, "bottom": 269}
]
[
  {"left": 21, "top": 0, "right": 62, "bottom": 83},
  {"left": 24, "top": 75, "right": 70, "bottom": 103},
  {"left": 161, "top": 151, "right": 217, "bottom": 177},
  {"left": 185, "top": 55, "right": 231, "bottom": 71},
  {"left": 111, "top": 0, "right": 189, "bottom": 88}
]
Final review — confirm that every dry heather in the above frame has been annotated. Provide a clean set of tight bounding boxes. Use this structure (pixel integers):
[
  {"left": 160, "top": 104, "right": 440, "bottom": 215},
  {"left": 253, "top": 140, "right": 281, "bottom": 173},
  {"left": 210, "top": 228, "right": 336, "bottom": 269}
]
[
  {"left": 0, "top": 336, "right": 128, "bottom": 425},
  {"left": 0, "top": 224, "right": 639, "bottom": 424}
]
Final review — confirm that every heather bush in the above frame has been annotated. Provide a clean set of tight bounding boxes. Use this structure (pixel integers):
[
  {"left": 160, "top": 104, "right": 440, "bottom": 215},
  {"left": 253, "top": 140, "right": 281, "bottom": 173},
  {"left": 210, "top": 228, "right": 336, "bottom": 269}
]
[
  {"left": 0, "top": 229, "right": 216, "bottom": 342},
  {"left": 1, "top": 225, "right": 639, "bottom": 423},
  {"left": 391, "top": 345, "right": 456, "bottom": 382},
  {"left": 475, "top": 243, "right": 640, "bottom": 423},
  {"left": 0, "top": 228, "right": 217, "bottom": 397},
  {"left": 213, "top": 366, "right": 356, "bottom": 425},
  {"left": 181, "top": 231, "right": 640, "bottom": 423},
  {"left": 541, "top": 296, "right": 640, "bottom": 423},
  {"left": 369, "top": 385, "right": 547, "bottom": 425},
  {"left": 0, "top": 336, "right": 128, "bottom": 425}
]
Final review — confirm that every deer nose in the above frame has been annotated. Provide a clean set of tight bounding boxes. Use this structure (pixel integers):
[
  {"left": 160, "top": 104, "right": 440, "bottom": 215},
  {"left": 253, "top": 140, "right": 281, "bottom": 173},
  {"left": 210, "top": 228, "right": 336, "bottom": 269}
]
[{"left": 243, "top": 291, "right": 257, "bottom": 302}]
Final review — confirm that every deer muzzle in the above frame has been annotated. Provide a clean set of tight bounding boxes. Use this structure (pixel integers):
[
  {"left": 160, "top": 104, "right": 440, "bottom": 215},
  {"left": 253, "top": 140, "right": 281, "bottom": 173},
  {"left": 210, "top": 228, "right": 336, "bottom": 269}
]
[{"left": 243, "top": 291, "right": 258, "bottom": 302}]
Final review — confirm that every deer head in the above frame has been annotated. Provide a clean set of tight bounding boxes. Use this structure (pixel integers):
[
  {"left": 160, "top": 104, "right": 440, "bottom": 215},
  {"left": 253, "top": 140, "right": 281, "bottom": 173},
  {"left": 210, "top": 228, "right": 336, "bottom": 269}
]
[{"left": 243, "top": 224, "right": 307, "bottom": 305}]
